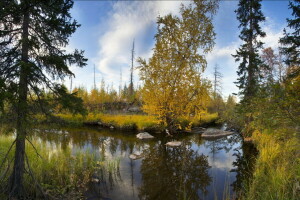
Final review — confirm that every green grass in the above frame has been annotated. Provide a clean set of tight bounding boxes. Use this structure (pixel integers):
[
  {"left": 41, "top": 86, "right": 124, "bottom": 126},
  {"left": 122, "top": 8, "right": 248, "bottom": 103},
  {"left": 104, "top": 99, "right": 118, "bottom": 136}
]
[
  {"left": 242, "top": 130, "right": 300, "bottom": 200},
  {"left": 0, "top": 135, "right": 120, "bottom": 199},
  {"left": 54, "top": 113, "right": 160, "bottom": 130},
  {"left": 54, "top": 112, "right": 219, "bottom": 132}
]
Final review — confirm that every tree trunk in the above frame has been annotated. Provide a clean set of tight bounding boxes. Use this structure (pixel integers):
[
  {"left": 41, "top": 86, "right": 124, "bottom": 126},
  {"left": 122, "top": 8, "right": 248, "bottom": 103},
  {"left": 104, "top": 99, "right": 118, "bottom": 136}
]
[
  {"left": 9, "top": 1, "right": 29, "bottom": 197},
  {"left": 247, "top": 3, "right": 254, "bottom": 100}
]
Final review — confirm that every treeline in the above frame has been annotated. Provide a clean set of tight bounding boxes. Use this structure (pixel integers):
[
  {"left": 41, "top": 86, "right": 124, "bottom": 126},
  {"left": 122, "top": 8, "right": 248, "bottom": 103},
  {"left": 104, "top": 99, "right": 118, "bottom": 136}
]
[
  {"left": 68, "top": 77, "right": 237, "bottom": 116},
  {"left": 70, "top": 79, "right": 142, "bottom": 113}
]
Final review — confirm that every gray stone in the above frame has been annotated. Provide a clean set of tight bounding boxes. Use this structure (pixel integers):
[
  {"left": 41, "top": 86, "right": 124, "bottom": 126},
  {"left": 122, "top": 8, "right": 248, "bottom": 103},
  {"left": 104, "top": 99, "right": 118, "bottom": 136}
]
[
  {"left": 91, "top": 178, "right": 100, "bottom": 183},
  {"left": 136, "top": 132, "right": 154, "bottom": 139},
  {"left": 128, "top": 106, "right": 141, "bottom": 112},
  {"left": 129, "top": 153, "right": 143, "bottom": 160},
  {"left": 201, "top": 128, "right": 234, "bottom": 138},
  {"left": 165, "top": 141, "right": 182, "bottom": 147},
  {"left": 191, "top": 127, "right": 206, "bottom": 134}
]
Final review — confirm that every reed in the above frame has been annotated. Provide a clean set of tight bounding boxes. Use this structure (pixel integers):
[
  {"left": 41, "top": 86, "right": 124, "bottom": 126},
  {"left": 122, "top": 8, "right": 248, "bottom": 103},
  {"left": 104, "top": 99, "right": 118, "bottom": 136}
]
[
  {"left": 242, "top": 130, "right": 300, "bottom": 200},
  {"left": 0, "top": 135, "right": 120, "bottom": 198}
]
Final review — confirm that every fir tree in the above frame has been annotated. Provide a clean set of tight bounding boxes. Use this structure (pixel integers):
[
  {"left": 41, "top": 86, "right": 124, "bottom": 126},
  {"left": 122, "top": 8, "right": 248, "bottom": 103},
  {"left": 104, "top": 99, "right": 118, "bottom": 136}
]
[
  {"left": 233, "top": 0, "right": 266, "bottom": 101},
  {"left": 280, "top": 0, "right": 300, "bottom": 78},
  {"left": 0, "top": 0, "right": 87, "bottom": 197}
]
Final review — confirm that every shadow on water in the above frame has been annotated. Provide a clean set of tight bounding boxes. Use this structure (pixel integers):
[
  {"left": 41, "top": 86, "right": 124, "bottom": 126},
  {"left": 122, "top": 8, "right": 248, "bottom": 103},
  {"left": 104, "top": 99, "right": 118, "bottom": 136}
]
[{"left": 22, "top": 125, "right": 257, "bottom": 200}]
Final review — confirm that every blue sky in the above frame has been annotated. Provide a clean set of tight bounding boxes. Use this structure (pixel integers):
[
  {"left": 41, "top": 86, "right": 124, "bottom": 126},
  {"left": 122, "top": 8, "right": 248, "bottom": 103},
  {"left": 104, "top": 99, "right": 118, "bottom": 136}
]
[{"left": 65, "top": 0, "right": 293, "bottom": 99}]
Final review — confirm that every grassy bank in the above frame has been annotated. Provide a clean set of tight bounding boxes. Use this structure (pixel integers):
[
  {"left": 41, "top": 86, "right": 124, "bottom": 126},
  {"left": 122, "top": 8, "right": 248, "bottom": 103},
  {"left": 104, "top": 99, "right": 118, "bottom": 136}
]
[
  {"left": 41, "top": 112, "right": 219, "bottom": 132},
  {"left": 0, "top": 135, "right": 120, "bottom": 199},
  {"left": 242, "top": 130, "right": 300, "bottom": 200}
]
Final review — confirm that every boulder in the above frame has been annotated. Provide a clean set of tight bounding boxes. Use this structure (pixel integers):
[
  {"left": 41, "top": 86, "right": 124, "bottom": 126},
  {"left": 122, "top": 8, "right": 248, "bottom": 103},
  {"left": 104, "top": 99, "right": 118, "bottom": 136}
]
[
  {"left": 136, "top": 132, "right": 154, "bottom": 139},
  {"left": 244, "top": 137, "right": 253, "bottom": 143},
  {"left": 191, "top": 127, "right": 206, "bottom": 134},
  {"left": 201, "top": 128, "right": 234, "bottom": 138},
  {"left": 128, "top": 106, "right": 141, "bottom": 112},
  {"left": 129, "top": 153, "right": 143, "bottom": 160},
  {"left": 165, "top": 141, "right": 182, "bottom": 147},
  {"left": 91, "top": 177, "right": 100, "bottom": 183}
]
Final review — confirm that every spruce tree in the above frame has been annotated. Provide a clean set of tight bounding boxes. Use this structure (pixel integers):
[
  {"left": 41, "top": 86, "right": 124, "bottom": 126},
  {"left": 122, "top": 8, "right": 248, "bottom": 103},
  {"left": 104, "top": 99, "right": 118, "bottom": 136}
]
[
  {"left": 280, "top": 0, "right": 300, "bottom": 77},
  {"left": 0, "top": 0, "right": 87, "bottom": 197},
  {"left": 233, "top": 0, "right": 266, "bottom": 101}
]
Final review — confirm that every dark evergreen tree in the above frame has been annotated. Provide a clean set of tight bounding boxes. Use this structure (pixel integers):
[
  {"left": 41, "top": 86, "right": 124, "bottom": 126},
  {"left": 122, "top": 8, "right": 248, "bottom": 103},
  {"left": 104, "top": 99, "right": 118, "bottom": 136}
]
[
  {"left": 233, "top": 0, "right": 266, "bottom": 101},
  {"left": 0, "top": 0, "right": 87, "bottom": 197},
  {"left": 279, "top": 0, "right": 300, "bottom": 78}
]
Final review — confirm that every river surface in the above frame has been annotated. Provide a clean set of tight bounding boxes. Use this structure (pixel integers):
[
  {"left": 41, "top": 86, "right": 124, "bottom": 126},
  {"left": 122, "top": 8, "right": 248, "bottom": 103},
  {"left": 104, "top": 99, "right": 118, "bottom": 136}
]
[{"left": 28, "top": 126, "right": 255, "bottom": 200}]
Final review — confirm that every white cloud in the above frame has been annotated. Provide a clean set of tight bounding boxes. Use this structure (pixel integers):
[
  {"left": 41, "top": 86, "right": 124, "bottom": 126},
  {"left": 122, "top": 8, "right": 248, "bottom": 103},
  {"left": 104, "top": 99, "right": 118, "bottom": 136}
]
[
  {"left": 260, "top": 19, "right": 285, "bottom": 50},
  {"left": 95, "top": 1, "right": 186, "bottom": 87}
]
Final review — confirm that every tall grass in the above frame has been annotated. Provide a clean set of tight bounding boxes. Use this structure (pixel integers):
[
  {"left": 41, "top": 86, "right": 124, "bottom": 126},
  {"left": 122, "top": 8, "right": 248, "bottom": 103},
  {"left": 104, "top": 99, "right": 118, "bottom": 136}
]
[
  {"left": 243, "top": 130, "right": 300, "bottom": 200},
  {"left": 0, "top": 135, "right": 120, "bottom": 199},
  {"left": 55, "top": 112, "right": 218, "bottom": 132},
  {"left": 191, "top": 113, "right": 219, "bottom": 128},
  {"left": 55, "top": 113, "right": 159, "bottom": 130}
]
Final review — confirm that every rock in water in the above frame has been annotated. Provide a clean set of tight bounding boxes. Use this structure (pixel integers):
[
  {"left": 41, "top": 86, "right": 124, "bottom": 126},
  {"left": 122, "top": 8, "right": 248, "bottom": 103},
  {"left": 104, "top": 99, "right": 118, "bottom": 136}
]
[
  {"left": 136, "top": 132, "right": 154, "bottom": 139},
  {"left": 165, "top": 141, "right": 182, "bottom": 147},
  {"left": 91, "top": 178, "right": 100, "bottom": 183},
  {"left": 129, "top": 153, "right": 143, "bottom": 160},
  {"left": 201, "top": 128, "right": 234, "bottom": 138}
]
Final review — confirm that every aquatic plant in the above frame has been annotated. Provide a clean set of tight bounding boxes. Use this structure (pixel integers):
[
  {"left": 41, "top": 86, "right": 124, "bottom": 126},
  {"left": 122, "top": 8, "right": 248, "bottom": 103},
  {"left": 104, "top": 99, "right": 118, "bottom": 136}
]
[{"left": 0, "top": 135, "right": 120, "bottom": 199}]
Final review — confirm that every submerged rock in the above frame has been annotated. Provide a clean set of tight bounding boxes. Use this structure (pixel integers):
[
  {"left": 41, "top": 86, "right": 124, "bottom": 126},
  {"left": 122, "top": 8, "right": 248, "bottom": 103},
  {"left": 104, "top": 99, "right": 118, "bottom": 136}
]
[
  {"left": 191, "top": 127, "right": 206, "bottom": 134},
  {"left": 136, "top": 132, "right": 154, "bottom": 139},
  {"left": 91, "top": 177, "right": 100, "bottom": 183},
  {"left": 129, "top": 153, "right": 143, "bottom": 160},
  {"left": 244, "top": 137, "right": 253, "bottom": 143},
  {"left": 201, "top": 128, "right": 234, "bottom": 138},
  {"left": 165, "top": 141, "right": 182, "bottom": 147}
]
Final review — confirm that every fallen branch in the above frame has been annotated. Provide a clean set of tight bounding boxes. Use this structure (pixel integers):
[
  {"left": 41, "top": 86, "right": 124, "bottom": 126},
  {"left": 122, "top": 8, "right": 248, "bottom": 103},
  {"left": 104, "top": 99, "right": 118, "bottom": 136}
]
[
  {"left": 26, "top": 137, "right": 44, "bottom": 160},
  {"left": 0, "top": 139, "right": 16, "bottom": 171},
  {"left": 24, "top": 152, "right": 54, "bottom": 200}
]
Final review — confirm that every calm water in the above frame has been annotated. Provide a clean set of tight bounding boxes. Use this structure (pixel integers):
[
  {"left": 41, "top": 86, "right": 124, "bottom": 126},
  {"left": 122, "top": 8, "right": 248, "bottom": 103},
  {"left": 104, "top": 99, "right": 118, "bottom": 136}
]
[{"left": 30, "top": 126, "right": 255, "bottom": 200}]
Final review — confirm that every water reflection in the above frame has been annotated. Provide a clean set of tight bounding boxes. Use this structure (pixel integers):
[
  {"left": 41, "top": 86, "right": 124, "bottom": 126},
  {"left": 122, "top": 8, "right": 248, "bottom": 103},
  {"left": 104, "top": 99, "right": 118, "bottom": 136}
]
[
  {"left": 139, "top": 141, "right": 211, "bottom": 200},
  {"left": 231, "top": 141, "right": 258, "bottom": 198},
  {"left": 25, "top": 126, "right": 256, "bottom": 200}
]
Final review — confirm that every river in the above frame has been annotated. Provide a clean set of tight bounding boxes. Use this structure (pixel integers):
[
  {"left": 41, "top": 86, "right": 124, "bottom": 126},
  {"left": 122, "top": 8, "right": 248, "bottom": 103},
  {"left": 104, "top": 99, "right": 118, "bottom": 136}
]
[{"left": 4, "top": 125, "right": 257, "bottom": 200}]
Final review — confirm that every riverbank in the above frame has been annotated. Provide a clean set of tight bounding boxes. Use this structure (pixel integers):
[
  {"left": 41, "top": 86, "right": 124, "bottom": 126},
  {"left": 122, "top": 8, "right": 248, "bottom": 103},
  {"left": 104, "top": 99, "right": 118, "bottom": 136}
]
[
  {"left": 37, "top": 113, "right": 219, "bottom": 133},
  {"left": 242, "top": 130, "right": 300, "bottom": 200}
]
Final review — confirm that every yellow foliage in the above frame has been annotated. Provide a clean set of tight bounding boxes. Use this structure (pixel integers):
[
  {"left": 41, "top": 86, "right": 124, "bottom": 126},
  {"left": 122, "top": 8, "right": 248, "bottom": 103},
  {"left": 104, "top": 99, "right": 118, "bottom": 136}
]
[
  {"left": 138, "top": 1, "right": 217, "bottom": 129},
  {"left": 56, "top": 113, "right": 158, "bottom": 130}
]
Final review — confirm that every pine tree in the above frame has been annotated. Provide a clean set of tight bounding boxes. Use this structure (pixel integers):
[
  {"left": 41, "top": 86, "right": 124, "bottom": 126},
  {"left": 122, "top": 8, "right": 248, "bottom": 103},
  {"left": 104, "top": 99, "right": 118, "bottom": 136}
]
[
  {"left": 0, "top": 0, "right": 87, "bottom": 197},
  {"left": 233, "top": 0, "right": 266, "bottom": 101},
  {"left": 279, "top": 0, "right": 300, "bottom": 78}
]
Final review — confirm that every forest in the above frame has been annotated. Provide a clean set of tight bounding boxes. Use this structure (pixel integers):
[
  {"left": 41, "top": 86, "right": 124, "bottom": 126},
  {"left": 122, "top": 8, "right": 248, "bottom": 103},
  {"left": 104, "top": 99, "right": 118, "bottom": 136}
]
[{"left": 0, "top": 0, "right": 299, "bottom": 199}]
